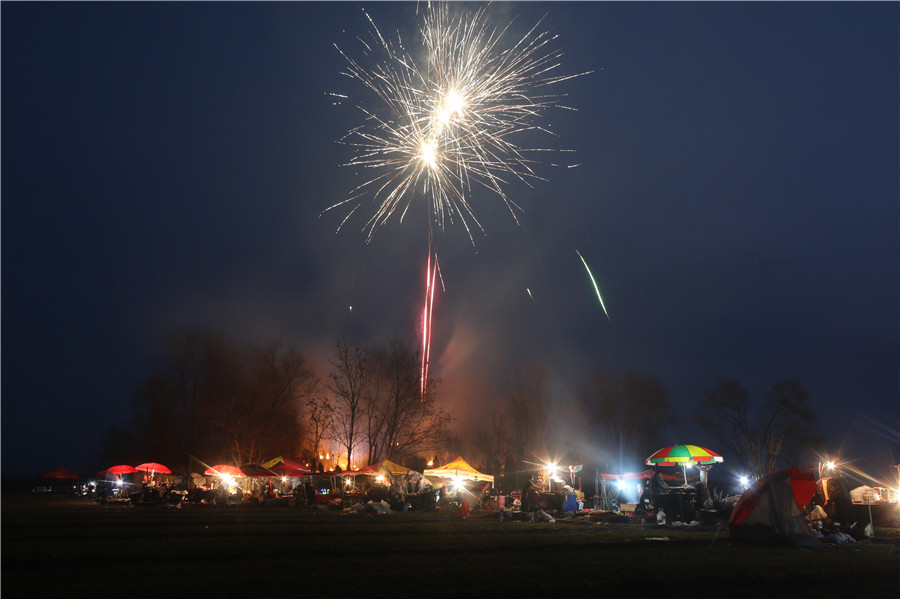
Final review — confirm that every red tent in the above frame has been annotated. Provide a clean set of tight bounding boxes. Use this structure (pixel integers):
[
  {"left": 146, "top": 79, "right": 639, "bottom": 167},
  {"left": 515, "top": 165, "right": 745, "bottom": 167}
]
[
  {"left": 728, "top": 466, "right": 820, "bottom": 547},
  {"left": 42, "top": 466, "right": 78, "bottom": 479}
]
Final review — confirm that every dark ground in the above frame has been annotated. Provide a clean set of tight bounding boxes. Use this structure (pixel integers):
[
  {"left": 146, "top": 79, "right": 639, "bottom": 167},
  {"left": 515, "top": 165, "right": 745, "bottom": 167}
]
[{"left": 3, "top": 494, "right": 898, "bottom": 598}]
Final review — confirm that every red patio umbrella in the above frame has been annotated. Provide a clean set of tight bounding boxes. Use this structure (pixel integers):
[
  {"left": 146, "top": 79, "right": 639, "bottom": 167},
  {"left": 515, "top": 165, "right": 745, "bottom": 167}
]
[
  {"left": 204, "top": 464, "right": 244, "bottom": 477},
  {"left": 42, "top": 466, "right": 78, "bottom": 479},
  {"left": 105, "top": 465, "right": 138, "bottom": 475},
  {"left": 135, "top": 462, "right": 172, "bottom": 475}
]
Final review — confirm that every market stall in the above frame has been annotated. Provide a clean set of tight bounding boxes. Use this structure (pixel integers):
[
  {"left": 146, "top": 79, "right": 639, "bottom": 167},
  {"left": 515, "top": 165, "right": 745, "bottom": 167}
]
[
  {"left": 423, "top": 456, "right": 493, "bottom": 486},
  {"left": 598, "top": 469, "right": 686, "bottom": 512}
]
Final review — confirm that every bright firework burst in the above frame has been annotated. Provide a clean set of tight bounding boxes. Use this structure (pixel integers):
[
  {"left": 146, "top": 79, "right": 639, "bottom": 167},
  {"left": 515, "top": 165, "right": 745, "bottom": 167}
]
[{"left": 327, "top": 2, "right": 589, "bottom": 242}]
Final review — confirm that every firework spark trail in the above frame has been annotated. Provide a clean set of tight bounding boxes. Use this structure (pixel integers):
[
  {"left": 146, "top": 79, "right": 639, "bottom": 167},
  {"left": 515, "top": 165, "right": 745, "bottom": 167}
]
[
  {"left": 576, "top": 249, "right": 610, "bottom": 320},
  {"left": 327, "top": 3, "right": 590, "bottom": 242},
  {"left": 420, "top": 253, "right": 438, "bottom": 399}
]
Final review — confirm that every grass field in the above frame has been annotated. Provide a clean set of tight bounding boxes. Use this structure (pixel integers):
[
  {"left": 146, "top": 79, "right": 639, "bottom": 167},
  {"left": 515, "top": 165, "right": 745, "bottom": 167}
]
[{"left": 3, "top": 495, "right": 898, "bottom": 598}]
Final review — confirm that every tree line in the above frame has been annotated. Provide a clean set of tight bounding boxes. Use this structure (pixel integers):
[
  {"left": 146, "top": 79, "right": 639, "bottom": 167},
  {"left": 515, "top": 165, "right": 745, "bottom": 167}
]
[
  {"left": 96, "top": 329, "right": 452, "bottom": 475},
  {"left": 467, "top": 365, "right": 825, "bottom": 488},
  {"left": 97, "top": 328, "right": 825, "bottom": 483}
]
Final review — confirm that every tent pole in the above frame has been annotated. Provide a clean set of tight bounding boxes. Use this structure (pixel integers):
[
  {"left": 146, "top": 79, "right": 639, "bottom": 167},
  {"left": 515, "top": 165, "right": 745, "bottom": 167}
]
[{"left": 867, "top": 496, "right": 873, "bottom": 533}]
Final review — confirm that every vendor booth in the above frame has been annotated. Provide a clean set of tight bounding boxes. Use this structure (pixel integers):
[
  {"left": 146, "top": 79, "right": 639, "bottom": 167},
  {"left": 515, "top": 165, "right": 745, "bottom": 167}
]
[
  {"left": 285, "top": 460, "right": 423, "bottom": 509},
  {"left": 424, "top": 457, "right": 495, "bottom": 511},
  {"left": 423, "top": 456, "right": 494, "bottom": 486},
  {"left": 599, "top": 469, "right": 689, "bottom": 513},
  {"left": 36, "top": 466, "right": 79, "bottom": 495},
  {"left": 350, "top": 460, "right": 423, "bottom": 492}
]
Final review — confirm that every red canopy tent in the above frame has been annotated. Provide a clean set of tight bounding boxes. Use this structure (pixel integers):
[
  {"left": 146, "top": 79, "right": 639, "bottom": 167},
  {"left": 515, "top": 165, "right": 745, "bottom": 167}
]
[
  {"left": 347, "top": 464, "right": 380, "bottom": 476},
  {"left": 241, "top": 464, "right": 277, "bottom": 478},
  {"left": 42, "top": 466, "right": 78, "bottom": 479},
  {"left": 270, "top": 459, "right": 312, "bottom": 477},
  {"left": 600, "top": 469, "right": 685, "bottom": 481},
  {"left": 261, "top": 457, "right": 312, "bottom": 477}
]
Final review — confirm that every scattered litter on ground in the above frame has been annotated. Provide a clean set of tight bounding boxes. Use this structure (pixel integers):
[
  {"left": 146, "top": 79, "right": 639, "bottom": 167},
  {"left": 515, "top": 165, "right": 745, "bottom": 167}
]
[{"left": 823, "top": 532, "right": 856, "bottom": 544}]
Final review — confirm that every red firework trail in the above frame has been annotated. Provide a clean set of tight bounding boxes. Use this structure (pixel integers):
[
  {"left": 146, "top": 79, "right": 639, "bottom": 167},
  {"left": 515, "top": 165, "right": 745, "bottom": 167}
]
[{"left": 420, "top": 254, "right": 438, "bottom": 400}]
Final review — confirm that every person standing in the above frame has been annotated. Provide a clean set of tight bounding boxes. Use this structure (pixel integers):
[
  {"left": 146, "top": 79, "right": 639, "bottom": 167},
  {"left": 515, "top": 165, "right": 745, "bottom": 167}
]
[{"left": 521, "top": 476, "right": 539, "bottom": 513}]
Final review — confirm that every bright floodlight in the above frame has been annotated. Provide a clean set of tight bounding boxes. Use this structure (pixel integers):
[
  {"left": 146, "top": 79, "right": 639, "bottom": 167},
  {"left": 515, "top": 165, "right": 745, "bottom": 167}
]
[{"left": 739, "top": 475, "right": 750, "bottom": 489}]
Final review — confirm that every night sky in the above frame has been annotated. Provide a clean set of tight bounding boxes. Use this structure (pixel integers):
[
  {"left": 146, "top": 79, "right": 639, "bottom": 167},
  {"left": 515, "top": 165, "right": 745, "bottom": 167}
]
[{"left": 3, "top": 2, "right": 898, "bottom": 483}]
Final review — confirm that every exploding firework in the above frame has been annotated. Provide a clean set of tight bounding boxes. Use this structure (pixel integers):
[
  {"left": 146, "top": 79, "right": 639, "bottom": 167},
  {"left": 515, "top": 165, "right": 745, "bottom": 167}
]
[
  {"left": 328, "top": 2, "right": 589, "bottom": 242},
  {"left": 329, "top": 3, "right": 587, "bottom": 399}
]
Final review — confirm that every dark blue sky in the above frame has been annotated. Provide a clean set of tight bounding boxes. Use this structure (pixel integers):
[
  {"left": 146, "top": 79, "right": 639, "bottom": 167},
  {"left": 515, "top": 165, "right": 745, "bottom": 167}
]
[{"left": 3, "top": 2, "right": 898, "bottom": 483}]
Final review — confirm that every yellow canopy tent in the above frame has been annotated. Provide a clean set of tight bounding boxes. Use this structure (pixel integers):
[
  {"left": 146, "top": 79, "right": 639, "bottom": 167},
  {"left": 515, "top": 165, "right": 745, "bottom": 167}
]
[
  {"left": 345, "top": 460, "right": 416, "bottom": 478},
  {"left": 424, "top": 456, "right": 494, "bottom": 486},
  {"left": 381, "top": 459, "right": 415, "bottom": 477}
]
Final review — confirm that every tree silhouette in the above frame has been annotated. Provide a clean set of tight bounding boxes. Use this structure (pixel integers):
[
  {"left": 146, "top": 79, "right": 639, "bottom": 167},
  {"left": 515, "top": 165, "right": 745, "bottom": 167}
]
[{"left": 695, "top": 378, "right": 823, "bottom": 479}]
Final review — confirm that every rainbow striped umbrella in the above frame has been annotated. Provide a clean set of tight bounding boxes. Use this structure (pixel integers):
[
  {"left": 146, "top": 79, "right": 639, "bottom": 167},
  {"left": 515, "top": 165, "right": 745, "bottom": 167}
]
[
  {"left": 647, "top": 445, "right": 723, "bottom": 485},
  {"left": 645, "top": 444, "right": 723, "bottom": 466}
]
